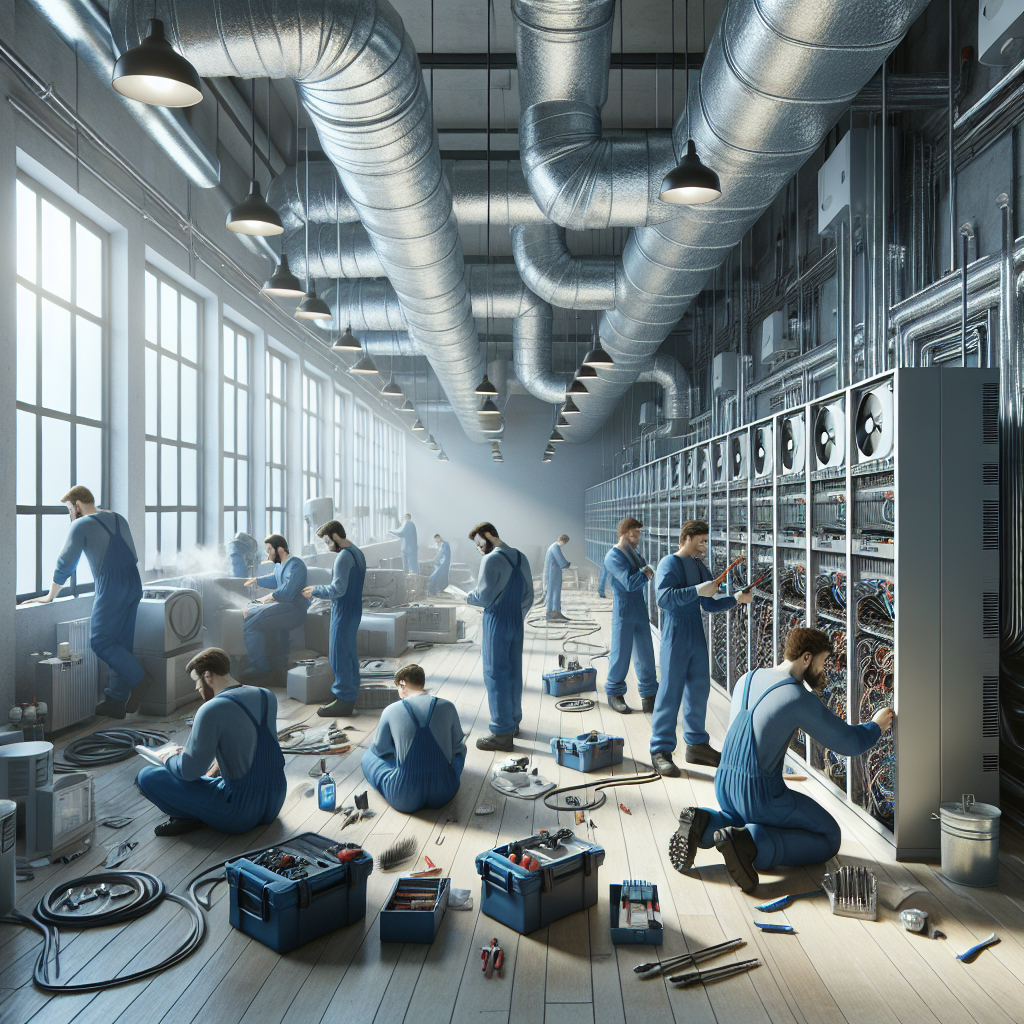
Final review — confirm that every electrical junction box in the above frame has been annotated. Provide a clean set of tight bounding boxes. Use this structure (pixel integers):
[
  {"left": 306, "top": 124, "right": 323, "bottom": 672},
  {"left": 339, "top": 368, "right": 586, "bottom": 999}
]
[
  {"left": 979, "top": 0, "right": 1024, "bottom": 64},
  {"left": 817, "top": 129, "right": 866, "bottom": 236},
  {"left": 713, "top": 352, "right": 739, "bottom": 395},
  {"left": 760, "top": 311, "right": 797, "bottom": 364},
  {"left": 639, "top": 402, "right": 661, "bottom": 426}
]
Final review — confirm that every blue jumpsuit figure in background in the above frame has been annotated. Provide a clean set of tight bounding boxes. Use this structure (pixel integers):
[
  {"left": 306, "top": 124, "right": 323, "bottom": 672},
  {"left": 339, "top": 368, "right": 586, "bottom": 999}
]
[
  {"left": 137, "top": 647, "right": 286, "bottom": 837},
  {"left": 19, "top": 485, "right": 152, "bottom": 720},
  {"left": 466, "top": 522, "right": 534, "bottom": 751},
  {"left": 226, "top": 532, "right": 258, "bottom": 578},
  {"left": 241, "top": 534, "right": 309, "bottom": 683},
  {"left": 302, "top": 520, "right": 365, "bottom": 719},
  {"left": 543, "top": 534, "right": 571, "bottom": 622},
  {"left": 597, "top": 564, "right": 609, "bottom": 598},
  {"left": 650, "top": 520, "right": 751, "bottom": 777},
  {"left": 427, "top": 534, "right": 451, "bottom": 595},
  {"left": 390, "top": 513, "right": 419, "bottom": 576},
  {"left": 362, "top": 664, "right": 466, "bottom": 813},
  {"left": 669, "top": 626, "right": 894, "bottom": 893},
  {"left": 603, "top": 517, "right": 657, "bottom": 716}
]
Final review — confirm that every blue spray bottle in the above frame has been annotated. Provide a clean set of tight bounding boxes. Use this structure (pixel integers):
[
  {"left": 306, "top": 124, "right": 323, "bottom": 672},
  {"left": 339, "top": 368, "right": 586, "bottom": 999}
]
[{"left": 317, "top": 758, "right": 336, "bottom": 812}]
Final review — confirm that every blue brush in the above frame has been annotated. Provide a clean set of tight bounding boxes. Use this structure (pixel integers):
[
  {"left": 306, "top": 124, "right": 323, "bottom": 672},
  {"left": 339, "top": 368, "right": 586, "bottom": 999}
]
[
  {"left": 754, "top": 889, "right": 824, "bottom": 913},
  {"left": 754, "top": 921, "right": 795, "bottom": 933},
  {"left": 956, "top": 934, "right": 999, "bottom": 962}
]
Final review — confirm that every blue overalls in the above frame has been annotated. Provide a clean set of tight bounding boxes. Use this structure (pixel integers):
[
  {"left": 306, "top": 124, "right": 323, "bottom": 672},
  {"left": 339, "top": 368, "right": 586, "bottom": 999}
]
[
  {"left": 698, "top": 670, "right": 843, "bottom": 871},
  {"left": 427, "top": 541, "right": 451, "bottom": 595},
  {"left": 361, "top": 697, "right": 461, "bottom": 813},
  {"left": 483, "top": 548, "right": 525, "bottom": 735},
  {"left": 137, "top": 689, "right": 287, "bottom": 834},
  {"left": 603, "top": 546, "right": 658, "bottom": 699},
  {"left": 243, "top": 560, "right": 308, "bottom": 676},
  {"left": 391, "top": 521, "right": 419, "bottom": 575},
  {"left": 651, "top": 554, "right": 736, "bottom": 754},
  {"left": 544, "top": 542, "right": 570, "bottom": 615},
  {"left": 329, "top": 547, "right": 366, "bottom": 703},
  {"left": 91, "top": 515, "right": 146, "bottom": 704},
  {"left": 597, "top": 565, "right": 608, "bottom": 598}
]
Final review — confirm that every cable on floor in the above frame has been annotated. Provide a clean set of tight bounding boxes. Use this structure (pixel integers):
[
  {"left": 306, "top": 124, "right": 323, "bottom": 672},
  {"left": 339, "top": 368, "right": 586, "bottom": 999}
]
[{"left": 54, "top": 728, "right": 170, "bottom": 773}]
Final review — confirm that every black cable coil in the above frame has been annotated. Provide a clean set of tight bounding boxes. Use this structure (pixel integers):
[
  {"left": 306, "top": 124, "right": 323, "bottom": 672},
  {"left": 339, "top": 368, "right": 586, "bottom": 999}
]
[{"left": 55, "top": 728, "right": 169, "bottom": 772}]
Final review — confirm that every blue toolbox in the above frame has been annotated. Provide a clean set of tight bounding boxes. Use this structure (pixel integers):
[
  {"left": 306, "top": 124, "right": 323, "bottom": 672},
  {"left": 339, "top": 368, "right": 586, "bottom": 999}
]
[
  {"left": 380, "top": 876, "right": 450, "bottom": 943},
  {"left": 226, "top": 833, "right": 373, "bottom": 953},
  {"left": 610, "top": 880, "right": 664, "bottom": 945},
  {"left": 550, "top": 731, "right": 624, "bottom": 773},
  {"left": 542, "top": 666, "right": 597, "bottom": 696},
  {"left": 475, "top": 827, "right": 605, "bottom": 934}
]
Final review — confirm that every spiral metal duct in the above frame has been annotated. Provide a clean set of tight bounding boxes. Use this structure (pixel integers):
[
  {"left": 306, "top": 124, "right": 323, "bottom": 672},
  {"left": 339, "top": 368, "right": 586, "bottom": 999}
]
[{"left": 511, "top": 223, "right": 617, "bottom": 310}]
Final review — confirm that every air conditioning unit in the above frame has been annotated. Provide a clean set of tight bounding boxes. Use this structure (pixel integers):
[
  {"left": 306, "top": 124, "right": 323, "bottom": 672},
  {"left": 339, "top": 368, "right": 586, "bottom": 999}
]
[
  {"left": 818, "top": 129, "right": 865, "bottom": 236},
  {"left": 713, "top": 352, "right": 739, "bottom": 394},
  {"left": 363, "top": 569, "right": 407, "bottom": 607},
  {"left": 137, "top": 645, "right": 204, "bottom": 716},
  {"left": 781, "top": 413, "right": 806, "bottom": 475},
  {"left": 730, "top": 434, "right": 748, "bottom": 480},
  {"left": 712, "top": 440, "right": 727, "bottom": 483},
  {"left": 357, "top": 611, "right": 408, "bottom": 658},
  {"left": 754, "top": 423, "right": 773, "bottom": 478},
  {"left": 133, "top": 588, "right": 203, "bottom": 656},
  {"left": 406, "top": 606, "right": 460, "bottom": 644},
  {"left": 760, "top": 311, "right": 797, "bottom": 364},
  {"left": 813, "top": 401, "right": 846, "bottom": 469},
  {"left": 979, "top": 0, "right": 1024, "bottom": 64},
  {"left": 855, "top": 381, "right": 895, "bottom": 463}
]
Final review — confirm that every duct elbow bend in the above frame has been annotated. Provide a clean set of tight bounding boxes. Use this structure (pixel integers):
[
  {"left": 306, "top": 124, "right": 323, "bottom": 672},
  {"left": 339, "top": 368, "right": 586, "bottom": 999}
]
[
  {"left": 639, "top": 353, "right": 691, "bottom": 428},
  {"left": 511, "top": 223, "right": 617, "bottom": 311}
]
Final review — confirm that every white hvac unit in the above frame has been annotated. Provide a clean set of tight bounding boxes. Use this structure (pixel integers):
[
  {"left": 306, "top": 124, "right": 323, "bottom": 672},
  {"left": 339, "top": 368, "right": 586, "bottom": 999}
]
[
  {"left": 33, "top": 618, "right": 99, "bottom": 732},
  {"left": 813, "top": 401, "right": 846, "bottom": 469},
  {"left": 363, "top": 569, "right": 407, "bottom": 607},
  {"left": 406, "top": 606, "right": 460, "bottom": 644},
  {"left": 729, "top": 433, "right": 748, "bottom": 481},
  {"left": 713, "top": 352, "right": 739, "bottom": 394},
  {"left": 133, "top": 587, "right": 203, "bottom": 656},
  {"left": 979, "top": 0, "right": 1024, "bottom": 64},
  {"left": 639, "top": 401, "right": 661, "bottom": 426},
  {"left": 855, "top": 382, "right": 895, "bottom": 463},
  {"left": 781, "top": 413, "right": 806, "bottom": 475},
  {"left": 712, "top": 440, "right": 727, "bottom": 483},
  {"left": 760, "top": 311, "right": 796, "bottom": 364},
  {"left": 817, "top": 129, "right": 865, "bottom": 236},
  {"left": 753, "top": 423, "right": 773, "bottom": 478},
  {"left": 138, "top": 645, "right": 203, "bottom": 716}
]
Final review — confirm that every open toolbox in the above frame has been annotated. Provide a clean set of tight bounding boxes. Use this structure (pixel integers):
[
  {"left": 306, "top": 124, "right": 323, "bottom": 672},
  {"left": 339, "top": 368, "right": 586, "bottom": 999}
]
[
  {"left": 610, "top": 880, "right": 664, "bottom": 945},
  {"left": 380, "top": 876, "right": 451, "bottom": 943},
  {"left": 550, "top": 731, "right": 624, "bottom": 773}
]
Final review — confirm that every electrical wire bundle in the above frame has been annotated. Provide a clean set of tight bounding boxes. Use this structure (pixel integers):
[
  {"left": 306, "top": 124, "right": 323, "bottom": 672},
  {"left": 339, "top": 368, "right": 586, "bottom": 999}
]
[
  {"left": 750, "top": 592, "right": 775, "bottom": 669},
  {"left": 526, "top": 605, "right": 609, "bottom": 667},
  {"left": 55, "top": 728, "right": 170, "bottom": 773},
  {"left": 856, "top": 635, "right": 895, "bottom": 825},
  {"left": 855, "top": 578, "right": 895, "bottom": 638},
  {"left": 819, "top": 625, "right": 849, "bottom": 786}
]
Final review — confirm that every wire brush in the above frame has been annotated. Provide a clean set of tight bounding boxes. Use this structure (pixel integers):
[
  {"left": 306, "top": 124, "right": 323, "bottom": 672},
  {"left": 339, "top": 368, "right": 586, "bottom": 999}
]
[{"left": 377, "top": 837, "right": 417, "bottom": 872}]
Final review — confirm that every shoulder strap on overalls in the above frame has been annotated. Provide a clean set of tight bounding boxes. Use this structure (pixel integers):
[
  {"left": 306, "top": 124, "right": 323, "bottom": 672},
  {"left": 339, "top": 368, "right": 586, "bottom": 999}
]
[{"left": 217, "top": 688, "right": 264, "bottom": 728}]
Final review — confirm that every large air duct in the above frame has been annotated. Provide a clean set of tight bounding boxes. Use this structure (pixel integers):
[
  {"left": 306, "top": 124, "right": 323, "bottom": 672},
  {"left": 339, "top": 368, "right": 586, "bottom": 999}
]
[{"left": 511, "top": 223, "right": 617, "bottom": 310}]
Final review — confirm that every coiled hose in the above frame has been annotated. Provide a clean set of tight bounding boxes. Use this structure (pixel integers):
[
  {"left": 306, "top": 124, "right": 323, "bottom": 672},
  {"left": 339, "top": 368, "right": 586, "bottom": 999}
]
[{"left": 55, "top": 728, "right": 170, "bottom": 773}]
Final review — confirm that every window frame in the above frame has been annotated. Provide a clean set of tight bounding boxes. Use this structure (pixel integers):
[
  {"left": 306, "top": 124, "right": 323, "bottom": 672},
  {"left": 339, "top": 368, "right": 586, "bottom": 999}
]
[
  {"left": 265, "top": 348, "right": 289, "bottom": 537},
  {"left": 222, "top": 319, "right": 252, "bottom": 541},
  {"left": 302, "top": 371, "right": 324, "bottom": 542}
]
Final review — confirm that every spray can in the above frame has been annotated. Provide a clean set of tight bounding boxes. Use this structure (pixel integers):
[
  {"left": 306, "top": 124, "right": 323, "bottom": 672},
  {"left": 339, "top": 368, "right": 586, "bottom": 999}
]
[{"left": 317, "top": 758, "right": 336, "bottom": 812}]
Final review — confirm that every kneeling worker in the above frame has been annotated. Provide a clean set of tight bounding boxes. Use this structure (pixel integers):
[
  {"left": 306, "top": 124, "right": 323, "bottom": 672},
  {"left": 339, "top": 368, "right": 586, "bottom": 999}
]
[
  {"left": 670, "top": 627, "right": 893, "bottom": 891},
  {"left": 362, "top": 664, "right": 466, "bottom": 813},
  {"left": 137, "top": 647, "right": 286, "bottom": 836}
]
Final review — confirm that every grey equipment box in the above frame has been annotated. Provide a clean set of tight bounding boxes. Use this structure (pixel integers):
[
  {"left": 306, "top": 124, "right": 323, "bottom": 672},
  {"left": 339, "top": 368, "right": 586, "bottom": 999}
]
[
  {"left": 133, "top": 587, "right": 203, "bottom": 656},
  {"left": 357, "top": 611, "right": 408, "bottom": 658},
  {"left": 137, "top": 644, "right": 203, "bottom": 716},
  {"left": 304, "top": 608, "right": 332, "bottom": 656},
  {"left": 405, "top": 606, "right": 460, "bottom": 644},
  {"left": 363, "top": 569, "right": 407, "bottom": 607},
  {"left": 287, "top": 658, "right": 335, "bottom": 704}
]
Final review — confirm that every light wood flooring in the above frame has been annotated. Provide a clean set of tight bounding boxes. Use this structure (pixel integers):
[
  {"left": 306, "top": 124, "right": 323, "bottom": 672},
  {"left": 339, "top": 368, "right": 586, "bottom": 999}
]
[{"left": 4, "top": 591, "right": 1024, "bottom": 1024}]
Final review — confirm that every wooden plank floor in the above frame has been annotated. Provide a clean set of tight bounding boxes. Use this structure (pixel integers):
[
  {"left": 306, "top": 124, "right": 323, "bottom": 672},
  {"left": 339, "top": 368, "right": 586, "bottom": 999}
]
[{"left": 4, "top": 592, "right": 1024, "bottom": 1024}]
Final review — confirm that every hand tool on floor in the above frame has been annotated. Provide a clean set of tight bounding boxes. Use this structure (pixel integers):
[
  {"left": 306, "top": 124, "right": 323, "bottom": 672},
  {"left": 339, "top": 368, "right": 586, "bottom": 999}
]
[
  {"left": 634, "top": 937, "right": 746, "bottom": 978},
  {"left": 754, "top": 921, "right": 795, "bottom": 933},
  {"left": 955, "top": 933, "right": 1000, "bottom": 962},
  {"left": 669, "top": 958, "right": 760, "bottom": 987},
  {"left": 754, "top": 889, "right": 824, "bottom": 913},
  {"left": 481, "top": 938, "right": 504, "bottom": 978}
]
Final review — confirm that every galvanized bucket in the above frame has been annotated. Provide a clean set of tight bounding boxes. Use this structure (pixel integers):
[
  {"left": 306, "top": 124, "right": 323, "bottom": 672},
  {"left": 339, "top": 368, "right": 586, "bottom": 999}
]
[{"left": 934, "top": 794, "right": 1001, "bottom": 888}]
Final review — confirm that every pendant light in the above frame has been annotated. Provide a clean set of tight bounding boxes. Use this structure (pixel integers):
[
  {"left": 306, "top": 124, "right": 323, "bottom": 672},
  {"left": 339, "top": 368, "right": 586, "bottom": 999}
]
[
  {"left": 578, "top": 362, "right": 599, "bottom": 379},
  {"left": 478, "top": 397, "right": 501, "bottom": 420},
  {"left": 262, "top": 254, "right": 304, "bottom": 297},
  {"left": 563, "top": 396, "right": 581, "bottom": 415},
  {"left": 381, "top": 357, "right": 402, "bottom": 399},
  {"left": 583, "top": 327, "right": 614, "bottom": 368},
  {"left": 542, "top": 453, "right": 552, "bottom": 463},
  {"left": 228, "top": 80, "right": 283, "bottom": 235},
  {"left": 295, "top": 127, "right": 332, "bottom": 320},
  {"left": 544, "top": 444, "right": 556, "bottom": 456},
  {"left": 550, "top": 429, "right": 565, "bottom": 443},
  {"left": 424, "top": 435, "right": 439, "bottom": 450},
  {"left": 437, "top": 449, "right": 449, "bottom": 462},
  {"left": 567, "top": 377, "right": 588, "bottom": 395},
  {"left": 557, "top": 413, "right": 570, "bottom": 427},
  {"left": 332, "top": 325, "right": 362, "bottom": 352},
  {"left": 399, "top": 398, "right": 416, "bottom": 415},
  {"left": 659, "top": 0, "right": 721, "bottom": 205},
  {"left": 412, "top": 418, "right": 426, "bottom": 432},
  {"left": 111, "top": 19, "right": 203, "bottom": 107},
  {"left": 348, "top": 353, "right": 379, "bottom": 375},
  {"left": 475, "top": 373, "right": 499, "bottom": 396}
]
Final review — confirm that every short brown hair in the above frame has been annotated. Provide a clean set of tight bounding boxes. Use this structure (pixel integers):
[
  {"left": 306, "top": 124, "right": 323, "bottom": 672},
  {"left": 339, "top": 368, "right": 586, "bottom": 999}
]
[
  {"left": 469, "top": 522, "right": 498, "bottom": 541},
  {"left": 394, "top": 663, "right": 426, "bottom": 688},
  {"left": 61, "top": 485, "right": 95, "bottom": 505},
  {"left": 558, "top": 534, "right": 570, "bottom": 544},
  {"left": 617, "top": 517, "right": 642, "bottom": 537},
  {"left": 784, "top": 627, "right": 834, "bottom": 662},
  {"left": 264, "top": 534, "right": 289, "bottom": 552},
  {"left": 679, "top": 520, "right": 709, "bottom": 544},
  {"left": 317, "top": 520, "right": 346, "bottom": 541},
  {"left": 186, "top": 647, "right": 231, "bottom": 678}
]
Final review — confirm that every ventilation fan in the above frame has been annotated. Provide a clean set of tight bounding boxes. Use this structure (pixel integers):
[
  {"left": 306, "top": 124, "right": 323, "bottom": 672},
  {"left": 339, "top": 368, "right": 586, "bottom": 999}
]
[
  {"left": 730, "top": 434, "right": 748, "bottom": 480},
  {"left": 813, "top": 401, "right": 846, "bottom": 469},
  {"left": 855, "top": 383, "right": 894, "bottom": 462},
  {"left": 754, "top": 423, "right": 773, "bottom": 477},
  {"left": 781, "top": 413, "right": 805, "bottom": 475},
  {"left": 697, "top": 448, "right": 709, "bottom": 486},
  {"left": 712, "top": 441, "right": 727, "bottom": 482}
]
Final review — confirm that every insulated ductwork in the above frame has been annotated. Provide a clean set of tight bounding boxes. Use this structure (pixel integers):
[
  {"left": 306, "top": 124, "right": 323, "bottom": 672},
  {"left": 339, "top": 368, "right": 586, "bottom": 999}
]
[
  {"left": 637, "top": 353, "right": 690, "bottom": 438},
  {"left": 511, "top": 224, "right": 617, "bottom": 310},
  {"left": 289, "top": 223, "right": 386, "bottom": 280},
  {"left": 110, "top": 0, "right": 489, "bottom": 440}
]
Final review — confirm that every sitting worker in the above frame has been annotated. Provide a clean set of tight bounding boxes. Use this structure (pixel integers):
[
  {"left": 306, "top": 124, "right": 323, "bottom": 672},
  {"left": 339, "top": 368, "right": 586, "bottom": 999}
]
[
  {"left": 226, "top": 531, "right": 258, "bottom": 578},
  {"left": 543, "top": 534, "right": 571, "bottom": 622},
  {"left": 241, "top": 534, "right": 309, "bottom": 683},
  {"left": 137, "top": 647, "right": 286, "bottom": 836},
  {"left": 390, "top": 513, "right": 419, "bottom": 576},
  {"left": 603, "top": 517, "right": 657, "bottom": 715},
  {"left": 466, "top": 522, "right": 534, "bottom": 750},
  {"left": 650, "top": 520, "right": 752, "bottom": 776},
  {"left": 670, "top": 627, "right": 894, "bottom": 891},
  {"left": 428, "top": 533, "right": 452, "bottom": 595},
  {"left": 302, "top": 521, "right": 366, "bottom": 718},
  {"left": 18, "top": 485, "right": 152, "bottom": 719},
  {"left": 361, "top": 664, "right": 466, "bottom": 813}
]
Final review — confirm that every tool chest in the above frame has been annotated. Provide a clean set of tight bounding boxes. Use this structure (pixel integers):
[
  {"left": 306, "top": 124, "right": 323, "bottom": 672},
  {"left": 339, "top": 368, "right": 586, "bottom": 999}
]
[
  {"left": 541, "top": 666, "right": 597, "bottom": 696},
  {"left": 475, "top": 828, "right": 605, "bottom": 934},
  {"left": 610, "top": 880, "right": 664, "bottom": 944},
  {"left": 226, "top": 832, "right": 373, "bottom": 952},
  {"left": 380, "top": 876, "right": 450, "bottom": 943},
  {"left": 550, "top": 732, "right": 624, "bottom": 773}
]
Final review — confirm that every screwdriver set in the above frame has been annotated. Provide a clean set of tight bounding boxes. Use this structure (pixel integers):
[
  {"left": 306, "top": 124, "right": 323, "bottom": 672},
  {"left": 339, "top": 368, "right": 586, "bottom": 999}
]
[
  {"left": 822, "top": 864, "right": 877, "bottom": 920},
  {"left": 610, "top": 879, "right": 663, "bottom": 944},
  {"left": 380, "top": 876, "right": 450, "bottom": 943}
]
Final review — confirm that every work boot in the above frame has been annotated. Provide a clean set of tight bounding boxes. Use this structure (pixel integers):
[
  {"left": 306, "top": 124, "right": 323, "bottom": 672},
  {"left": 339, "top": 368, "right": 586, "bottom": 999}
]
[
  {"left": 714, "top": 826, "right": 759, "bottom": 893},
  {"left": 608, "top": 696, "right": 632, "bottom": 715},
  {"left": 513, "top": 725, "right": 521, "bottom": 738},
  {"left": 94, "top": 698, "right": 127, "bottom": 720},
  {"left": 652, "top": 751, "right": 681, "bottom": 778},
  {"left": 318, "top": 699, "right": 356, "bottom": 717},
  {"left": 155, "top": 817, "right": 204, "bottom": 837},
  {"left": 641, "top": 696, "right": 656, "bottom": 714},
  {"left": 546, "top": 610, "right": 570, "bottom": 622},
  {"left": 686, "top": 743, "right": 722, "bottom": 768},
  {"left": 476, "top": 732, "right": 514, "bottom": 751},
  {"left": 669, "top": 806, "right": 711, "bottom": 873},
  {"left": 125, "top": 672, "right": 155, "bottom": 714}
]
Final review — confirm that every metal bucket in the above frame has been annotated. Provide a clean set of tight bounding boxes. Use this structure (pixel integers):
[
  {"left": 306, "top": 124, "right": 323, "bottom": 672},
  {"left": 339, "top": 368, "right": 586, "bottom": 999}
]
[{"left": 934, "top": 795, "right": 1001, "bottom": 888}]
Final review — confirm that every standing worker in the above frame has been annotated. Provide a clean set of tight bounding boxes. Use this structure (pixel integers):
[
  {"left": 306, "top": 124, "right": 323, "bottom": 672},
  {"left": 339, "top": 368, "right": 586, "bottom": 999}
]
[
  {"left": 302, "top": 521, "right": 365, "bottom": 718},
  {"left": 241, "top": 534, "right": 309, "bottom": 683},
  {"left": 650, "top": 521, "right": 751, "bottom": 776},
  {"left": 428, "top": 534, "right": 451, "bottom": 595},
  {"left": 603, "top": 518, "right": 657, "bottom": 715},
  {"left": 670, "top": 627, "right": 893, "bottom": 891},
  {"left": 543, "top": 535, "right": 571, "bottom": 622},
  {"left": 390, "top": 513, "right": 419, "bottom": 576},
  {"left": 18, "top": 486, "right": 152, "bottom": 719},
  {"left": 466, "top": 522, "right": 534, "bottom": 751}
]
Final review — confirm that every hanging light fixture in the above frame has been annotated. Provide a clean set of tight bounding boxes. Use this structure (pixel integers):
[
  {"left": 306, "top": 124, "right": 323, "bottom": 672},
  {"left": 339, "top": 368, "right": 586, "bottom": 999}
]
[
  {"left": 295, "top": 127, "right": 332, "bottom": 320},
  {"left": 411, "top": 418, "right": 426, "bottom": 432},
  {"left": 550, "top": 429, "right": 565, "bottom": 442},
  {"left": 424, "top": 435, "right": 440, "bottom": 450},
  {"left": 262, "top": 254, "right": 304, "bottom": 297},
  {"left": 399, "top": 399, "right": 416, "bottom": 415},
  {"left": 475, "top": 373, "right": 499, "bottom": 396},
  {"left": 332, "top": 325, "right": 362, "bottom": 352},
  {"left": 437, "top": 449, "right": 449, "bottom": 462},
  {"left": 582, "top": 329, "right": 614, "bottom": 368},
  {"left": 562, "top": 396, "right": 581, "bottom": 415},
  {"left": 577, "top": 362, "right": 599, "bottom": 379},
  {"left": 228, "top": 80, "right": 283, "bottom": 235},
  {"left": 348, "top": 353, "right": 379, "bottom": 375},
  {"left": 380, "top": 376, "right": 403, "bottom": 399},
  {"left": 567, "top": 378, "right": 588, "bottom": 395},
  {"left": 659, "top": 0, "right": 722, "bottom": 205},
  {"left": 557, "top": 413, "right": 570, "bottom": 427},
  {"left": 111, "top": 19, "right": 203, "bottom": 107},
  {"left": 478, "top": 397, "right": 501, "bottom": 420},
  {"left": 542, "top": 453, "right": 552, "bottom": 463},
  {"left": 544, "top": 444, "right": 556, "bottom": 456}
]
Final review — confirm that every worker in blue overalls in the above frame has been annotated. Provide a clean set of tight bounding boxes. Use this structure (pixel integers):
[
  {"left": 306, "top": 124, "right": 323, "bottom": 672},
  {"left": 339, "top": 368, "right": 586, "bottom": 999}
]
[
  {"left": 137, "top": 647, "right": 286, "bottom": 836},
  {"left": 19, "top": 485, "right": 152, "bottom": 719},
  {"left": 362, "top": 663, "right": 466, "bottom": 813},
  {"left": 669, "top": 627, "right": 894, "bottom": 891},
  {"left": 603, "top": 517, "right": 657, "bottom": 715},
  {"left": 390, "top": 513, "right": 419, "bottom": 576},
  {"left": 543, "top": 534, "right": 571, "bottom": 622},
  {"left": 302, "top": 520, "right": 365, "bottom": 718},
  {"left": 650, "top": 520, "right": 751, "bottom": 777},
  {"left": 427, "top": 533, "right": 451, "bottom": 595},
  {"left": 466, "top": 522, "right": 534, "bottom": 751},
  {"left": 241, "top": 534, "right": 309, "bottom": 683}
]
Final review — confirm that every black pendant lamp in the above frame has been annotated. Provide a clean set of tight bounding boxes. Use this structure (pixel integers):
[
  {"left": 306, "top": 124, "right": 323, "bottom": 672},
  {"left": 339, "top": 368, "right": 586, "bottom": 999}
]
[
  {"left": 228, "top": 81, "right": 283, "bottom": 235},
  {"left": 295, "top": 127, "right": 332, "bottom": 320},
  {"left": 332, "top": 325, "right": 362, "bottom": 352},
  {"left": 563, "top": 396, "right": 581, "bottom": 415},
  {"left": 437, "top": 449, "right": 449, "bottom": 462},
  {"left": 567, "top": 377, "right": 588, "bottom": 395},
  {"left": 577, "top": 362, "right": 599, "bottom": 379},
  {"left": 399, "top": 398, "right": 416, "bottom": 415},
  {"left": 550, "top": 429, "right": 565, "bottom": 443},
  {"left": 557, "top": 413, "right": 570, "bottom": 427},
  {"left": 348, "top": 353, "right": 379, "bottom": 375},
  {"left": 261, "top": 254, "right": 305, "bottom": 298},
  {"left": 542, "top": 452, "right": 553, "bottom": 462},
  {"left": 111, "top": 19, "right": 203, "bottom": 107},
  {"left": 475, "top": 373, "right": 499, "bottom": 396},
  {"left": 582, "top": 329, "right": 614, "bottom": 368},
  {"left": 381, "top": 376, "right": 403, "bottom": 399},
  {"left": 544, "top": 443, "right": 556, "bottom": 456},
  {"left": 412, "top": 418, "right": 426, "bottom": 432}
]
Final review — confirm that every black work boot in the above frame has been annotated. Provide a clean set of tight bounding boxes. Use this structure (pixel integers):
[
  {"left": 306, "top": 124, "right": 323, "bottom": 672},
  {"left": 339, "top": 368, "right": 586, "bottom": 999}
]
[
  {"left": 318, "top": 699, "right": 356, "bottom": 717},
  {"left": 608, "top": 695, "right": 632, "bottom": 715},
  {"left": 685, "top": 742, "right": 722, "bottom": 768},
  {"left": 476, "top": 732, "right": 514, "bottom": 751},
  {"left": 94, "top": 698, "right": 127, "bottom": 720},
  {"left": 125, "top": 672, "right": 154, "bottom": 713},
  {"left": 652, "top": 751, "right": 681, "bottom": 778},
  {"left": 154, "top": 817, "right": 203, "bottom": 837},
  {"left": 714, "top": 826, "right": 759, "bottom": 892},
  {"left": 641, "top": 696, "right": 656, "bottom": 713},
  {"left": 669, "top": 806, "right": 711, "bottom": 872}
]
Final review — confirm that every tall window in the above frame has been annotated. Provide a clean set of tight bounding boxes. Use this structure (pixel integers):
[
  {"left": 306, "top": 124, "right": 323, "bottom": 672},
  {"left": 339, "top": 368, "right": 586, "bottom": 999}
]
[
  {"left": 144, "top": 269, "right": 201, "bottom": 571},
  {"left": 15, "top": 175, "right": 106, "bottom": 598},
  {"left": 333, "top": 391, "right": 347, "bottom": 518},
  {"left": 353, "top": 404, "right": 370, "bottom": 541},
  {"left": 222, "top": 322, "right": 251, "bottom": 539},
  {"left": 266, "top": 350, "right": 288, "bottom": 536},
  {"left": 302, "top": 373, "right": 322, "bottom": 542},
  {"left": 389, "top": 425, "right": 404, "bottom": 525},
  {"left": 372, "top": 414, "right": 388, "bottom": 539}
]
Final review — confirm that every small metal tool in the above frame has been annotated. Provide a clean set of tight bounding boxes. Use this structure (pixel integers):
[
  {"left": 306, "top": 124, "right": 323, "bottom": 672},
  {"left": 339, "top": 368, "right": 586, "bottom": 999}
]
[
  {"left": 669, "top": 958, "right": 760, "bottom": 987},
  {"left": 634, "top": 937, "right": 745, "bottom": 978},
  {"left": 956, "top": 933, "right": 1000, "bottom": 962}
]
